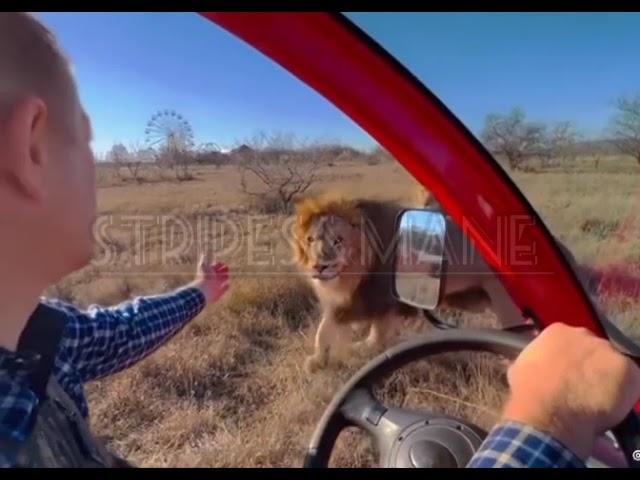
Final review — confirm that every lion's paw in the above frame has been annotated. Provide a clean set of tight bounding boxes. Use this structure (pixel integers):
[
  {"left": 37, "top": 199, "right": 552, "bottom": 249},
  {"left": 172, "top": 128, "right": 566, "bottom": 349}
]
[
  {"left": 350, "top": 339, "right": 384, "bottom": 359},
  {"left": 304, "top": 354, "right": 327, "bottom": 374}
]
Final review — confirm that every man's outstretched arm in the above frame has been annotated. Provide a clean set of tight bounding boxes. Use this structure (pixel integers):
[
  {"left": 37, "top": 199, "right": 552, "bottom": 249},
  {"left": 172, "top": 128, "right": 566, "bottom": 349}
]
[{"left": 46, "top": 258, "right": 229, "bottom": 382}]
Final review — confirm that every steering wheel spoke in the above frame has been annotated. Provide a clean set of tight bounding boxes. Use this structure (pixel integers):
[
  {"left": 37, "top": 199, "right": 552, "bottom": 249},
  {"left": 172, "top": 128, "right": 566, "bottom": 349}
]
[
  {"left": 339, "top": 387, "right": 387, "bottom": 430},
  {"left": 339, "top": 387, "right": 428, "bottom": 466}
]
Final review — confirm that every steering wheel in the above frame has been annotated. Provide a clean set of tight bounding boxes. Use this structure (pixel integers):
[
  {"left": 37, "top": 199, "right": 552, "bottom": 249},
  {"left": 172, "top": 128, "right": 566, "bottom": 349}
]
[{"left": 303, "top": 328, "right": 640, "bottom": 468}]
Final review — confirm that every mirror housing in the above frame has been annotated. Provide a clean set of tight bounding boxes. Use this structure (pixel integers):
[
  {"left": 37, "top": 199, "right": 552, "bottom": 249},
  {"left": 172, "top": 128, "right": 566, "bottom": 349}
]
[{"left": 393, "top": 209, "right": 447, "bottom": 310}]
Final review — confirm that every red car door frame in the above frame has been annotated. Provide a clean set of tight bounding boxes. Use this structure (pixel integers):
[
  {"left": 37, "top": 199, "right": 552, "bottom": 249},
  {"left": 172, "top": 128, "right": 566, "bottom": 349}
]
[{"left": 199, "top": 12, "right": 608, "bottom": 337}]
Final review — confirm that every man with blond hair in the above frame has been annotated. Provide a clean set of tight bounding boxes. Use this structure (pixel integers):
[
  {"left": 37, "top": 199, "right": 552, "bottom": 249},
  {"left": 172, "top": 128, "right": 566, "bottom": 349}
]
[{"left": 0, "top": 12, "right": 230, "bottom": 467}]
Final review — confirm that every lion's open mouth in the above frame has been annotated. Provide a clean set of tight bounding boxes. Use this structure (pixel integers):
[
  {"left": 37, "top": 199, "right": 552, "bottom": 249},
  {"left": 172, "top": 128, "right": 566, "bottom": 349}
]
[{"left": 311, "top": 264, "right": 341, "bottom": 281}]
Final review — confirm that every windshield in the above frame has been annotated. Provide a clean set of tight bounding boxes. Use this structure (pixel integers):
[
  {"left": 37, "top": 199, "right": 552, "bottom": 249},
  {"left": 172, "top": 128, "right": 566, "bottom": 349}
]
[
  {"left": 346, "top": 12, "right": 640, "bottom": 341},
  {"left": 35, "top": 12, "right": 640, "bottom": 467}
]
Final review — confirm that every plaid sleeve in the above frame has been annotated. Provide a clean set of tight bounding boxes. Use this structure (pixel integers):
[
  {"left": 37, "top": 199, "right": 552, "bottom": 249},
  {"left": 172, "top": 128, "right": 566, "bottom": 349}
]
[
  {"left": 45, "top": 286, "right": 206, "bottom": 382},
  {"left": 466, "top": 421, "right": 586, "bottom": 468}
]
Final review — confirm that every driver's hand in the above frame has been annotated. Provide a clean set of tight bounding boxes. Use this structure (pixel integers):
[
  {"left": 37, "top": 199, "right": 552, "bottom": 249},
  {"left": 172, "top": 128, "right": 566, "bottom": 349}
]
[
  {"left": 191, "top": 253, "right": 230, "bottom": 304},
  {"left": 501, "top": 322, "right": 640, "bottom": 461}
]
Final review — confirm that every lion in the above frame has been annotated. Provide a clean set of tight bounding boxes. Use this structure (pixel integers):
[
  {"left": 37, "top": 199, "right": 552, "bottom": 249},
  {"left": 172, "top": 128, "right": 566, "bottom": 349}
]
[
  {"left": 293, "top": 188, "right": 601, "bottom": 373},
  {"left": 293, "top": 193, "right": 422, "bottom": 373}
]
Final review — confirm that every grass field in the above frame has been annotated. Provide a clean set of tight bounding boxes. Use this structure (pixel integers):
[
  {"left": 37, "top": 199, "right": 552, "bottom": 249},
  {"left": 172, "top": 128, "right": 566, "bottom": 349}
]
[{"left": 47, "top": 154, "right": 640, "bottom": 467}]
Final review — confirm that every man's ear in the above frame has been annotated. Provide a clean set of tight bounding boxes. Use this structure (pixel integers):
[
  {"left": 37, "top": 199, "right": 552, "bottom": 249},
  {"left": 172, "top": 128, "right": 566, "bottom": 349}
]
[{"left": 2, "top": 96, "right": 49, "bottom": 203}]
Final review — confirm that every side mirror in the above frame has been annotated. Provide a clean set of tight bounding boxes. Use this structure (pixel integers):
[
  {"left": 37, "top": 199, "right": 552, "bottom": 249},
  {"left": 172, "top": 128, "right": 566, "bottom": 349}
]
[{"left": 393, "top": 209, "right": 447, "bottom": 310}]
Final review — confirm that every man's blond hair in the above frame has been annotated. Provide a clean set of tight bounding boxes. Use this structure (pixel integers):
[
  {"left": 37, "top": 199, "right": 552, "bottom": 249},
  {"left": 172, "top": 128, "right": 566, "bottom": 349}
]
[{"left": 0, "top": 12, "right": 77, "bottom": 132}]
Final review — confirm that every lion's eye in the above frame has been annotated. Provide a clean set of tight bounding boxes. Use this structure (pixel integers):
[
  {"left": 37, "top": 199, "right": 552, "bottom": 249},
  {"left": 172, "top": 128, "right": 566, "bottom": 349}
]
[
  {"left": 306, "top": 236, "right": 314, "bottom": 244},
  {"left": 334, "top": 236, "right": 343, "bottom": 246}
]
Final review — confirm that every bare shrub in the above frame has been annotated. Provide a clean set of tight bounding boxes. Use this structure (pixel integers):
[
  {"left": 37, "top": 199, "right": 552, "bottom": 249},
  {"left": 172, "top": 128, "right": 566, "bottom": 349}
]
[
  {"left": 608, "top": 93, "right": 640, "bottom": 165},
  {"left": 543, "top": 121, "right": 582, "bottom": 167},
  {"left": 155, "top": 145, "right": 196, "bottom": 182},
  {"left": 481, "top": 107, "right": 546, "bottom": 171},
  {"left": 236, "top": 132, "right": 324, "bottom": 214},
  {"left": 106, "top": 142, "right": 156, "bottom": 184}
]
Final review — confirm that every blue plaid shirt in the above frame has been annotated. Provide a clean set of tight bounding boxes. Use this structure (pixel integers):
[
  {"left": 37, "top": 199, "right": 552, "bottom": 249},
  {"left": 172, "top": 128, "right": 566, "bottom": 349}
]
[
  {"left": 0, "top": 286, "right": 206, "bottom": 468},
  {"left": 1, "top": 286, "right": 587, "bottom": 468},
  {"left": 467, "top": 421, "right": 585, "bottom": 468}
]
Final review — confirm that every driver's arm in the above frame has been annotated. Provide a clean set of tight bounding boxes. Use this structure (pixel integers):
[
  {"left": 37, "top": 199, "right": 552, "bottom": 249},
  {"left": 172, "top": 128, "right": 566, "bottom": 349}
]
[
  {"left": 466, "top": 323, "right": 640, "bottom": 468},
  {"left": 466, "top": 422, "right": 585, "bottom": 467}
]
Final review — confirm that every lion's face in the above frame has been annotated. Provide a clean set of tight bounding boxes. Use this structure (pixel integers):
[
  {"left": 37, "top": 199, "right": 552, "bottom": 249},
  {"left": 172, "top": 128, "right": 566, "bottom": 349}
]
[{"left": 297, "top": 214, "right": 364, "bottom": 282}]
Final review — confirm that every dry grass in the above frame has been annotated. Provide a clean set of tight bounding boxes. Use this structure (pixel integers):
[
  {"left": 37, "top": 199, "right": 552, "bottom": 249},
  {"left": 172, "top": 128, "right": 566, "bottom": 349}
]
[{"left": 48, "top": 154, "right": 640, "bottom": 467}]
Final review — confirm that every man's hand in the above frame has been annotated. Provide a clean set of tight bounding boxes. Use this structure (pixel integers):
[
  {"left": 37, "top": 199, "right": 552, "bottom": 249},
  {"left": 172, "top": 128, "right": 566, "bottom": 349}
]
[
  {"left": 191, "top": 254, "right": 230, "bottom": 304},
  {"left": 501, "top": 322, "right": 640, "bottom": 460}
]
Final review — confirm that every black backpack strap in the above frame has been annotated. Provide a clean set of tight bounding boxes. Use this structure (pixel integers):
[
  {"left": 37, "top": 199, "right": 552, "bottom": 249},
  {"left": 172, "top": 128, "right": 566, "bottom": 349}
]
[{"left": 16, "top": 303, "right": 69, "bottom": 399}]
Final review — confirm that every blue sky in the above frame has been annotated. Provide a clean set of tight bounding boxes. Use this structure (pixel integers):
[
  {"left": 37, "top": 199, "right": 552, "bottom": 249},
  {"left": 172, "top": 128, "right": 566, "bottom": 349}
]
[{"left": 37, "top": 12, "right": 640, "bottom": 156}]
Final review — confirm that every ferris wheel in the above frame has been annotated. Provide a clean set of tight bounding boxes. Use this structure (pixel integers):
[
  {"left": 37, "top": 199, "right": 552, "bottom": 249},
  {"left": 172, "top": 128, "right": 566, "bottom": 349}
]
[{"left": 144, "top": 109, "right": 194, "bottom": 151}]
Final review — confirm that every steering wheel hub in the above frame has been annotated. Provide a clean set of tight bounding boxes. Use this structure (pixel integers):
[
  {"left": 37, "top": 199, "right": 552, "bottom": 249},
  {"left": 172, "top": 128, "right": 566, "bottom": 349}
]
[
  {"left": 409, "top": 440, "right": 455, "bottom": 468},
  {"left": 388, "top": 417, "right": 484, "bottom": 468},
  {"left": 385, "top": 416, "right": 484, "bottom": 468}
]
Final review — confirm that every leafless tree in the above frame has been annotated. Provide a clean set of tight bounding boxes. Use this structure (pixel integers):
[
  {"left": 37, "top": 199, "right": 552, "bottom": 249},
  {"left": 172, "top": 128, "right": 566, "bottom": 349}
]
[
  {"left": 481, "top": 108, "right": 547, "bottom": 170},
  {"left": 124, "top": 142, "right": 150, "bottom": 183},
  {"left": 608, "top": 93, "right": 640, "bottom": 165},
  {"left": 106, "top": 143, "right": 130, "bottom": 182},
  {"left": 155, "top": 144, "right": 195, "bottom": 182},
  {"left": 236, "top": 132, "right": 323, "bottom": 214},
  {"left": 545, "top": 121, "right": 582, "bottom": 165},
  {"left": 106, "top": 142, "right": 152, "bottom": 183}
]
